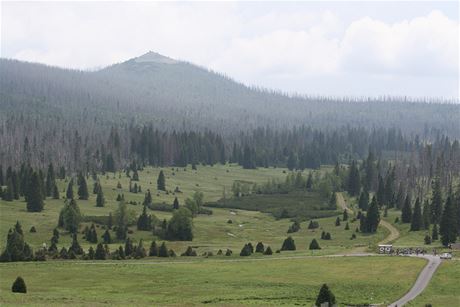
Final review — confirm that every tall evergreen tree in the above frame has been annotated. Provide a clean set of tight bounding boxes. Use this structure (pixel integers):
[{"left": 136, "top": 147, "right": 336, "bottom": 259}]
[
  {"left": 431, "top": 177, "right": 443, "bottom": 223},
  {"left": 315, "top": 284, "right": 336, "bottom": 307},
  {"left": 432, "top": 224, "right": 439, "bottom": 241},
  {"left": 347, "top": 160, "right": 361, "bottom": 196},
  {"left": 77, "top": 173, "right": 89, "bottom": 200},
  {"left": 410, "top": 197, "right": 423, "bottom": 231},
  {"left": 365, "top": 196, "right": 380, "bottom": 233},
  {"left": 440, "top": 196, "right": 457, "bottom": 246},
  {"left": 401, "top": 195, "right": 412, "bottom": 223},
  {"left": 26, "top": 172, "right": 44, "bottom": 212},
  {"left": 45, "top": 163, "right": 56, "bottom": 197},
  {"left": 96, "top": 185, "right": 105, "bottom": 207},
  {"left": 137, "top": 205, "right": 152, "bottom": 231},
  {"left": 358, "top": 189, "right": 369, "bottom": 211},
  {"left": 66, "top": 180, "right": 74, "bottom": 199},
  {"left": 173, "top": 197, "right": 180, "bottom": 210},
  {"left": 157, "top": 171, "right": 166, "bottom": 191},
  {"left": 422, "top": 199, "right": 431, "bottom": 230}
]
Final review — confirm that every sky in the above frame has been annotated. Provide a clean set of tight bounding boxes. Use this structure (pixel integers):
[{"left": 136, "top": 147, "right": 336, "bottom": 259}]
[{"left": 1, "top": 1, "right": 459, "bottom": 99}]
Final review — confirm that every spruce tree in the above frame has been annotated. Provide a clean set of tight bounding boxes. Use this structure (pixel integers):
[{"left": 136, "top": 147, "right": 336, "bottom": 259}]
[
  {"left": 309, "top": 238, "right": 321, "bottom": 250},
  {"left": 158, "top": 242, "right": 169, "bottom": 257},
  {"left": 280, "top": 236, "right": 296, "bottom": 251},
  {"left": 410, "top": 198, "right": 423, "bottom": 231},
  {"left": 11, "top": 277, "right": 27, "bottom": 293},
  {"left": 422, "top": 199, "right": 431, "bottom": 230},
  {"left": 149, "top": 241, "right": 159, "bottom": 256},
  {"left": 2, "top": 178, "right": 14, "bottom": 201},
  {"left": 358, "top": 189, "right": 369, "bottom": 211},
  {"left": 432, "top": 224, "right": 439, "bottom": 241},
  {"left": 95, "top": 243, "right": 106, "bottom": 260},
  {"left": 45, "top": 163, "right": 56, "bottom": 197},
  {"left": 52, "top": 184, "right": 60, "bottom": 199},
  {"left": 264, "top": 246, "right": 273, "bottom": 255},
  {"left": 440, "top": 196, "right": 457, "bottom": 246},
  {"left": 376, "top": 175, "right": 386, "bottom": 206},
  {"left": 102, "top": 229, "right": 112, "bottom": 244},
  {"left": 365, "top": 196, "right": 380, "bottom": 233},
  {"left": 26, "top": 172, "right": 44, "bottom": 212},
  {"left": 255, "top": 242, "right": 265, "bottom": 253},
  {"left": 157, "top": 171, "right": 166, "bottom": 191},
  {"left": 335, "top": 217, "right": 341, "bottom": 226},
  {"left": 143, "top": 189, "right": 152, "bottom": 206},
  {"left": 401, "top": 195, "right": 412, "bottom": 223},
  {"left": 347, "top": 160, "right": 361, "bottom": 196},
  {"left": 66, "top": 180, "right": 74, "bottom": 199},
  {"left": 315, "top": 284, "right": 336, "bottom": 307},
  {"left": 77, "top": 173, "right": 89, "bottom": 200},
  {"left": 431, "top": 177, "right": 443, "bottom": 223},
  {"left": 96, "top": 185, "right": 105, "bottom": 207},
  {"left": 137, "top": 205, "right": 152, "bottom": 231},
  {"left": 343, "top": 209, "right": 348, "bottom": 221},
  {"left": 173, "top": 197, "right": 180, "bottom": 210}
]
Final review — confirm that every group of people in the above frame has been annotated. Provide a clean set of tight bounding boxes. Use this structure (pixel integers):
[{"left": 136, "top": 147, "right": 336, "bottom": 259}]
[{"left": 391, "top": 247, "right": 431, "bottom": 256}]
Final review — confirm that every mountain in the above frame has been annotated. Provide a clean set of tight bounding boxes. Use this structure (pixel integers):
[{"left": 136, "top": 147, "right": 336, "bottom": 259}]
[{"left": 0, "top": 52, "right": 459, "bottom": 136}]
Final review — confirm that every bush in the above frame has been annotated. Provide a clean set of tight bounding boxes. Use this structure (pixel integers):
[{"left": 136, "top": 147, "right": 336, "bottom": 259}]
[
  {"left": 29, "top": 226, "right": 37, "bottom": 233},
  {"left": 225, "top": 249, "right": 233, "bottom": 256},
  {"left": 255, "top": 242, "right": 264, "bottom": 253},
  {"left": 181, "top": 246, "right": 197, "bottom": 256},
  {"left": 309, "top": 239, "right": 321, "bottom": 250},
  {"left": 281, "top": 236, "right": 296, "bottom": 251},
  {"left": 12, "top": 277, "right": 27, "bottom": 293},
  {"left": 264, "top": 246, "right": 273, "bottom": 255},
  {"left": 308, "top": 220, "right": 319, "bottom": 229},
  {"left": 240, "top": 244, "right": 253, "bottom": 256},
  {"left": 287, "top": 221, "right": 301, "bottom": 233},
  {"left": 424, "top": 235, "right": 432, "bottom": 245}
]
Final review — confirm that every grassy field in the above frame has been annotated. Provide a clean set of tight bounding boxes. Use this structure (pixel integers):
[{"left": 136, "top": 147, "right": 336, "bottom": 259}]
[
  {"left": 1, "top": 164, "right": 380, "bottom": 255},
  {"left": 0, "top": 256, "right": 426, "bottom": 306},
  {"left": 408, "top": 260, "right": 460, "bottom": 306},
  {"left": 383, "top": 209, "right": 445, "bottom": 249},
  {"left": 207, "top": 190, "right": 339, "bottom": 220}
]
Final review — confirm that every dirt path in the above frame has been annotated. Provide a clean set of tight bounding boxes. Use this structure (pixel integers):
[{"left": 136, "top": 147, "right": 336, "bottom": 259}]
[
  {"left": 336, "top": 192, "right": 353, "bottom": 213},
  {"left": 379, "top": 219, "right": 400, "bottom": 245}
]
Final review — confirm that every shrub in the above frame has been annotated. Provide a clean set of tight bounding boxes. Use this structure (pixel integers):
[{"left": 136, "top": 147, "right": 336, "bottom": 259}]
[
  {"left": 240, "top": 244, "right": 252, "bottom": 256},
  {"left": 309, "top": 239, "right": 321, "bottom": 250},
  {"left": 315, "top": 283, "right": 336, "bottom": 307},
  {"left": 424, "top": 235, "right": 432, "bottom": 245},
  {"left": 264, "top": 246, "right": 273, "bottom": 255},
  {"left": 181, "top": 246, "right": 197, "bottom": 256},
  {"left": 225, "top": 249, "right": 233, "bottom": 256},
  {"left": 255, "top": 242, "right": 264, "bottom": 253},
  {"left": 159, "top": 242, "right": 169, "bottom": 257},
  {"left": 287, "top": 221, "right": 301, "bottom": 233},
  {"left": 29, "top": 226, "right": 36, "bottom": 233},
  {"left": 308, "top": 220, "right": 319, "bottom": 229},
  {"left": 11, "top": 277, "right": 27, "bottom": 293},
  {"left": 281, "top": 236, "right": 296, "bottom": 251}
]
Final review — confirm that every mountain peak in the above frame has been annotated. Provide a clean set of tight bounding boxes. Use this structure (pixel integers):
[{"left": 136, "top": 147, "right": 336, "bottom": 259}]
[{"left": 134, "top": 51, "right": 179, "bottom": 64}]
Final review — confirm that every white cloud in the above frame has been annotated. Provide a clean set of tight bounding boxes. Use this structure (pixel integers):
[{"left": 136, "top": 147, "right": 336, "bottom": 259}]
[{"left": 339, "top": 10, "right": 459, "bottom": 76}]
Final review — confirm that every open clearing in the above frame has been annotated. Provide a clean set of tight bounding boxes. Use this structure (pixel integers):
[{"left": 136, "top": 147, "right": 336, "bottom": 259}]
[{"left": 0, "top": 256, "right": 425, "bottom": 306}]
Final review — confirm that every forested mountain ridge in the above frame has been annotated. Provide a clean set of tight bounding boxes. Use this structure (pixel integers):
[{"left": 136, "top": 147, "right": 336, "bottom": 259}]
[
  {"left": 1, "top": 52, "right": 459, "bottom": 135},
  {"left": 0, "top": 52, "right": 459, "bottom": 171}
]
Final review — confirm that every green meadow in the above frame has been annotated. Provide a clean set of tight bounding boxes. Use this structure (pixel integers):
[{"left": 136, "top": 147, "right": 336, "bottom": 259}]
[{"left": 0, "top": 256, "right": 426, "bottom": 306}]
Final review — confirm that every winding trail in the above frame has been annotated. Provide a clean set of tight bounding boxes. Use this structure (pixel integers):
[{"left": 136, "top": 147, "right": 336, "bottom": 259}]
[
  {"left": 336, "top": 192, "right": 441, "bottom": 306},
  {"left": 379, "top": 220, "right": 400, "bottom": 245},
  {"left": 388, "top": 254, "right": 442, "bottom": 307}
]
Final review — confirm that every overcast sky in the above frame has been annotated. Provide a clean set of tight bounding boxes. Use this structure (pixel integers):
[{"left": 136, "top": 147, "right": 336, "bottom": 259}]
[{"left": 1, "top": 1, "right": 459, "bottom": 99}]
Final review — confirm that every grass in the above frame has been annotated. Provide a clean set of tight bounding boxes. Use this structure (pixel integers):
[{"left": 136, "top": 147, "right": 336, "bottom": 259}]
[
  {"left": 0, "top": 256, "right": 426, "bottom": 306},
  {"left": 1, "top": 164, "right": 378, "bottom": 255},
  {"left": 383, "top": 209, "right": 445, "bottom": 249},
  {"left": 408, "top": 260, "right": 460, "bottom": 306},
  {"left": 207, "top": 190, "right": 338, "bottom": 220}
]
